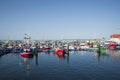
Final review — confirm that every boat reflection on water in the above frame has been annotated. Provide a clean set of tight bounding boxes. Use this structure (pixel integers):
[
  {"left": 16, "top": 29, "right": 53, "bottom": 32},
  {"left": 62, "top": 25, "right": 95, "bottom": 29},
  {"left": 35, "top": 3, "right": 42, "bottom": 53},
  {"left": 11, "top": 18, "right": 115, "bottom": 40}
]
[
  {"left": 93, "top": 50, "right": 109, "bottom": 62},
  {"left": 34, "top": 53, "right": 38, "bottom": 66},
  {"left": 109, "top": 50, "right": 120, "bottom": 59},
  {"left": 0, "top": 56, "right": 2, "bottom": 64},
  {"left": 93, "top": 48, "right": 120, "bottom": 61},
  {"left": 54, "top": 52, "right": 69, "bottom": 63},
  {"left": 22, "top": 52, "right": 38, "bottom": 66},
  {"left": 1, "top": 50, "right": 120, "bottom": 80},
  {"left": 22, "top": 57, "right": 31, "bottom": 70},
  {"left": 21, "top": 57, "right": 32, "bottom": 77}
]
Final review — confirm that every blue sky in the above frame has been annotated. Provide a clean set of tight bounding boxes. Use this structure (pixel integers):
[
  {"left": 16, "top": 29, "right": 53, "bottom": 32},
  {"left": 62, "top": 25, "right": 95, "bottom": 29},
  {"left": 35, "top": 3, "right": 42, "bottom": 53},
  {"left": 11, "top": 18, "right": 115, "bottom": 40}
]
[{"left": 0, "top": 0, "right": 120, "bottom": 40}]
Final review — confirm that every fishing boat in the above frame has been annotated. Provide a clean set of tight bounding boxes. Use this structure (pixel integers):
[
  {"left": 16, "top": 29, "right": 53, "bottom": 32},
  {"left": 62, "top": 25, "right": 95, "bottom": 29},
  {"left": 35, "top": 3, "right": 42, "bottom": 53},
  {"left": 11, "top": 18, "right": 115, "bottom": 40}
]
[
  {"left": 54, "top": 47, "right": 65, "bottom": 58},
  {"left": 108, "top": 43, "right": 117, "bottom": 50},
  {"left": 54, "top": 47, "right": 65, "bottom": 55},
  {"left": 21, "top": 49, "right": 34, "bottom": 58}
]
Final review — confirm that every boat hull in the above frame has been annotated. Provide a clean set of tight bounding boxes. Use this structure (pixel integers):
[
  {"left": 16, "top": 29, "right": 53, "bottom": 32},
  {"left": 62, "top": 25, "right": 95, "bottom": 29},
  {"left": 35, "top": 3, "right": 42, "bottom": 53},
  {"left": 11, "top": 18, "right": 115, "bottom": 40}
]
[
  {"left": 21, "top": 52, "right": 33, "bottom": 58},
  {"left": 54, "top": 49, "right": 65, "bottom": 58},
  {"left": 55, "top": 49, "right": 65, "bottom": 54},
  {"left": 108, "top": 44, "right": 117, "bottom": 50}
]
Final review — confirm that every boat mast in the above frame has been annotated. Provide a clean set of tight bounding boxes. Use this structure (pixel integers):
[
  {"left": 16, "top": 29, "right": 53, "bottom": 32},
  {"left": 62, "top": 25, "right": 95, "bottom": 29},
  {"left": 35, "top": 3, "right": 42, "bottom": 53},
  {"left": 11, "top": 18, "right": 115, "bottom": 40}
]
[{"left": 24, "top": 33, "right": 31, "bottom": 44}]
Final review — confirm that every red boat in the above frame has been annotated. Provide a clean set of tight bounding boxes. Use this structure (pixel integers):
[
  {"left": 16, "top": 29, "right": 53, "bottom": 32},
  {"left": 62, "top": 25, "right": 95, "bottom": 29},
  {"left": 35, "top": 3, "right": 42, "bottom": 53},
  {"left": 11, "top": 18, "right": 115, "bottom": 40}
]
[
  {"left": 55, "top": 49, "right": 65, "bottom": 54},
  {"left": 21, "top": 52, "right": 34, "bottom": 58},
  {"left": 54, "top": 48, "right": 66, "bottom": 58},
  {"left": 108, "top": 43, "right": 117, "bottom": 50}
]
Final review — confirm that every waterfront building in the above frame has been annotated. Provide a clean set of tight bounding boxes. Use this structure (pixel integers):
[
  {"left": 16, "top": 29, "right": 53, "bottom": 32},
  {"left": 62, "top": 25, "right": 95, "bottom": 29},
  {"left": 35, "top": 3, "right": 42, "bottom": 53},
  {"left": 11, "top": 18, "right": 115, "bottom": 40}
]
[{"left": 110, "top": 34, "right": 120, "bottom": 44}]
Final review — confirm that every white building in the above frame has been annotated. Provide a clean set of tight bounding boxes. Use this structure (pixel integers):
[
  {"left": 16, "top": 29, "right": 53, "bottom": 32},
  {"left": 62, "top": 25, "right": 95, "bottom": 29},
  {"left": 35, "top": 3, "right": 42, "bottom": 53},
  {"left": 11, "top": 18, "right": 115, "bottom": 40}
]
[{"left": 110, "top": 34, "right": 120, "bottom": 44}]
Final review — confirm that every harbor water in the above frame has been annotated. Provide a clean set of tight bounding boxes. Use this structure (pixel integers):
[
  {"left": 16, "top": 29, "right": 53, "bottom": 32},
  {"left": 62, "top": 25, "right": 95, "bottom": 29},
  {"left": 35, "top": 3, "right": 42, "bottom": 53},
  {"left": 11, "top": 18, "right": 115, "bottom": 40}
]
[{"left": 0, "top": 50, "right": 120, "bottom": 80}]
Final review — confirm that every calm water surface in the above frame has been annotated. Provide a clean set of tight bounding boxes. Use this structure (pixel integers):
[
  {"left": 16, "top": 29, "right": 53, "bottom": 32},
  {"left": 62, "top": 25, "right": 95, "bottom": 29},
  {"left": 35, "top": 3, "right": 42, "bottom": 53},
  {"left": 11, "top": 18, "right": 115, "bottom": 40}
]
[{"left": 0, "top": 50, "right": 120, "bottom": 80}]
